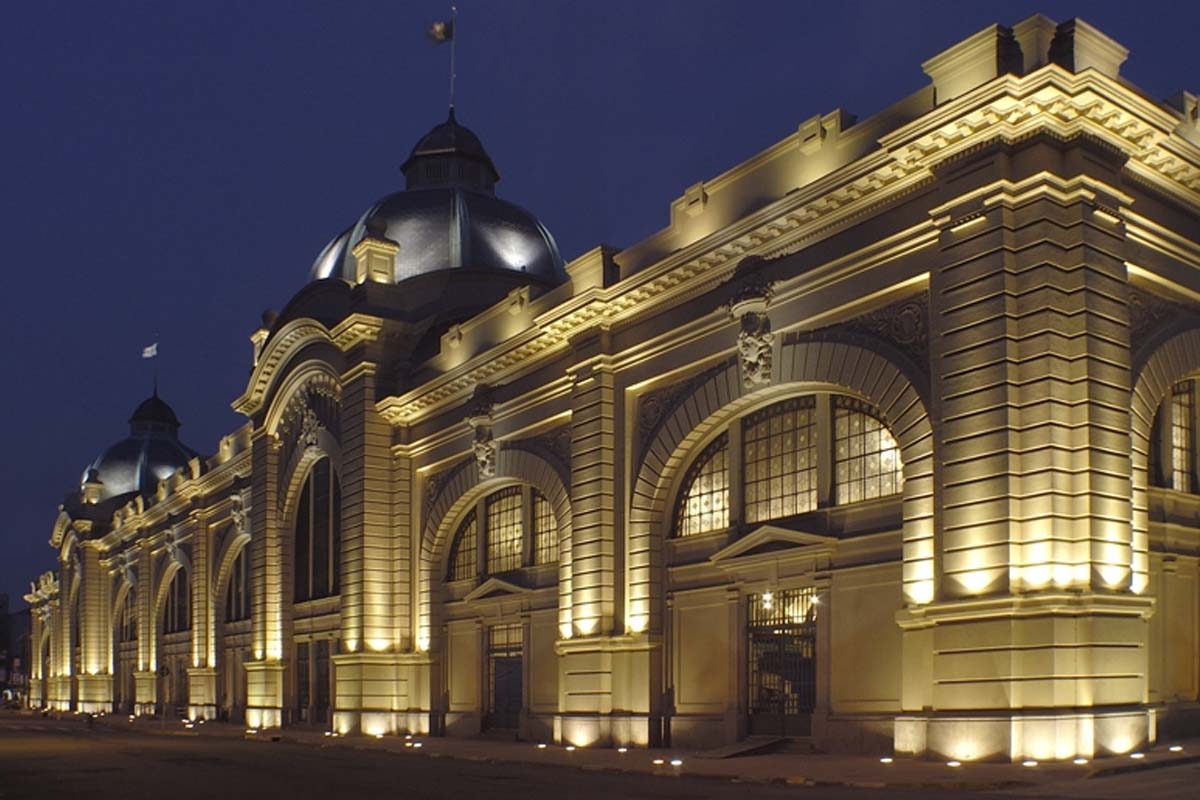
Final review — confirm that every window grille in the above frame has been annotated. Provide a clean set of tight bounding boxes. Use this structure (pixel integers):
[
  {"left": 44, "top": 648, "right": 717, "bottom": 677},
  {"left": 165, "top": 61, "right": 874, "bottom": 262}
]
[
  {"left": 834, "top": 398, "right": 904, "bottom": 504},
  {"left": 743, "top": 398, "right": 817, "bottom": 524},
  {"left": 533, "top": 491, "right": 558, "bottom": 565},
  {"left": 120, "top": 590, "right": 137, "bottom": 642},
  {"left": 486, "top": 487, "right": 523, "bottom": 574},
  {"left": 447, "top": 510, "right": 478, "bottom": 581},
  {"left": 674, "top": 432, "right": 730, "bottom": 536}
]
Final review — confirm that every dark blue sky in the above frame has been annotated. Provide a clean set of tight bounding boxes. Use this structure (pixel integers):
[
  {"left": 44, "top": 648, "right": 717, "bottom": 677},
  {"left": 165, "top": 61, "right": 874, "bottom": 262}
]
[{"left": 3, "top": 1, "right": 1198, "bottom": 603}]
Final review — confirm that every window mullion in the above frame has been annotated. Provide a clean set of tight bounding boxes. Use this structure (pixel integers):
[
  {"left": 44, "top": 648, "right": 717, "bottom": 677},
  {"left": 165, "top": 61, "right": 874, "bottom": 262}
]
[
  {"left": 815, "top": 394, "right": 833, "bottom": 508},
  {"left": 728, "top": 422, "right": 744, "bottom": 534},
  {"left": 476, "top": 496, "right": 487, "bottom": 578},
  {"left": 522, "top": 487, "right": 534, "bottom": 567}
]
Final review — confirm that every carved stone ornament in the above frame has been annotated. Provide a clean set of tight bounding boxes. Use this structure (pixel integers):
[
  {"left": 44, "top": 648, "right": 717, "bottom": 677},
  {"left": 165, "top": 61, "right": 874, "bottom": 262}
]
[
  {"left": 230, "top": 490, "right": 251, "bottom": 539},
  {"left": 118, "top": 550, "right": 137, "bottom": 586},
  {"left": 164, "top": 529, "right": 183, "bottom": 566},
  {"left": 24, "top": 571, "right": 60, "bottom": 605},
  {"left": 473, "top": 428, "right": 497, "bottom": 479},
  {"left": 299, "top": 407, "right": 322, "bottom": 447},
  {"left": 737, "top": 312, "right": 775, "bottom": 389},
  {"left": 33, "top": 604, "right": 52, "bottom": 623}
]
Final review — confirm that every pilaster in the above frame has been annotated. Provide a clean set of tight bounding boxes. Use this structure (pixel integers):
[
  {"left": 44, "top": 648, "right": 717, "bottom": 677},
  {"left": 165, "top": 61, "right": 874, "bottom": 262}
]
[
  {"left": 339, "top": 363, "right": 396, "bottom": 656},
  {"left": 187, "top": 666, "right": 218, "bottom": 720},
  {"left": 78, "top": 542, "right": 111, "bottom": 710}
]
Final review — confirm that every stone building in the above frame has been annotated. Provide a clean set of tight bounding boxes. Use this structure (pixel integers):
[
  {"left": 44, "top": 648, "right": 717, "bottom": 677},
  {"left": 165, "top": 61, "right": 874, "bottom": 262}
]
[{"left": 22, "top": 15, "right": 1200, "bottom": 762}]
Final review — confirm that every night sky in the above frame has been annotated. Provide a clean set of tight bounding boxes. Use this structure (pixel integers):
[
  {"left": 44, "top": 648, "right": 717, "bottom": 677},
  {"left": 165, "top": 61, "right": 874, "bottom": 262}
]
[{"left": 3, "top": 1, "right": 1198, "bottom": 605}]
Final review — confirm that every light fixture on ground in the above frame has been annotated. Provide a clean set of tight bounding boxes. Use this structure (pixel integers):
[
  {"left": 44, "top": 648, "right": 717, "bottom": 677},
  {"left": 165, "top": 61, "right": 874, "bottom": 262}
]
[
  {"left": 1073, "top": 758, "right": 1089, "bottom": 765},
  {"left": 947, "top": 760, "right": 961, "bottom": 768},
  {"left": 1022, "top": 760, "right": 1037, "bottom": 767},
  {"left": 879, "top": 757, "right": 893, "bottom": 764},
  {"left": 1131, "top": 752, "right": 1145, "bottom": 760},
  {"left": 1170, "top": 745, "right": 1183, "bottom": 752}
]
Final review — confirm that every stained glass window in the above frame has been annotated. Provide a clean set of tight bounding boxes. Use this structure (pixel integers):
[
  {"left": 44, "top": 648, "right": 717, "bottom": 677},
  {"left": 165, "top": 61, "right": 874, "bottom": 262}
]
[
  {"left": 674, "top": 433, "right": 730, "bottom": 536},
  {"left": 743, "top": 398, "right": 817, "bottom": 524},
  {"left": 834, "top": 398, "right": 904, "bottom": 504}
]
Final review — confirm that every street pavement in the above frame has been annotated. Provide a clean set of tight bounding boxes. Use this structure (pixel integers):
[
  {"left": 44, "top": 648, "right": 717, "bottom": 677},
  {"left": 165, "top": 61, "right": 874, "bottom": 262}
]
[{"left": 0, "top": 711, "right": 1196, "bottom": 800}]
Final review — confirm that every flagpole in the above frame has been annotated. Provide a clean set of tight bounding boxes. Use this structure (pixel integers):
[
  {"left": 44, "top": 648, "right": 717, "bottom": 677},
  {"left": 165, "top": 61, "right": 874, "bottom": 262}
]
[{"left": 449, "top": 4, "right": 458, "bottom": 111}]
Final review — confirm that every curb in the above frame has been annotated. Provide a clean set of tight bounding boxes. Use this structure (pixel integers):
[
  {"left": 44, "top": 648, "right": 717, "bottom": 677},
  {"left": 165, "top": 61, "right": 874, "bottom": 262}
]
[{"left": 1087, "top": 753, "right": 1200, "bottom": 779}]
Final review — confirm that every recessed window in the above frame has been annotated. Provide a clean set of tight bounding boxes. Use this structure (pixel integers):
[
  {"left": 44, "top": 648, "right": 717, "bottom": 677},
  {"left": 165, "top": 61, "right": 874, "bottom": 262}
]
[
  {"left": 835, "top": 398, "right": 903, "bottom": 504},
  {"left": 533, "top": 491, "right": 558, "bottom": 566},
  {"left": 120, "top": 589, "right": 137, "bottom": 642},
  {"left": 486, "top": 488, "right": 523, "bottom": 574},
  {"left": 446, "top": 485, "right": 560, "bottom": 582},
  {"left": 744, "top": 398, "right": 818, "bottom": 524},
  {"left": 447, "top": 511, "right": 478, "bottom": 582},
  {"left": 294, "top": 457, "right": 341, "bottom": 603},
  {"left": 673, "top": 394, "right": 903, "bottom": 538},
  {"left": 163, "top": 570, "right": 190, "bottom": 634},
  {"left": 225, "top": 547, "right": 250, "bottom": 622},
  {"left": 1173, "top": 382, "right": 1194, "bottom": 493},
  {"left": 674, "top": 433, "right": 730, "bottom": 537}
]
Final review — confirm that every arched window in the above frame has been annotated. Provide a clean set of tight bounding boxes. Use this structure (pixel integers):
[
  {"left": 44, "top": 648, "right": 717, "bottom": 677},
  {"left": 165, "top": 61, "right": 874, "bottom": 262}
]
[
  {"left": 673, "top": 393, "right": 904, "bottom": 537},
  {"left": 225, "top": 548, "right": 250, "bottom": 622},
  {"left": 834, "top": 398, "right": 903, "bottom": 504},
  {"left": 447, "top": 511, "right": 478, "bottom": 581},
  {"left": 119, "top": 589, "right": 137, "bottom": 642},
  {"left": 1150, "top": 379, "right": 1198, "bottom": 492},
  {"left": 445, "top": 485, "right": 562, "bottom": 581},
  {"left": 532, "top": 490, "right": 558, "bottom": 565},
  {"left": 674, "top": 433, "right": 729, "bottom": 537},
  {"left": 486, "top": 487, "right": 523, "bottom": 574},
  {"left": 163, "top": 570, "right": 190, "bottom": 634},
  {"left": 294, "top": 457, "right": 341, "bottom": 602}
]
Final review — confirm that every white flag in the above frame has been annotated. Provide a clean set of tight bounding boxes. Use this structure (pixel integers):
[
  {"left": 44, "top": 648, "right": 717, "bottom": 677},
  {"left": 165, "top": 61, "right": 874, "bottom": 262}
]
[{"left": 142, "top": 343, "right": 158, "bottom": 359}]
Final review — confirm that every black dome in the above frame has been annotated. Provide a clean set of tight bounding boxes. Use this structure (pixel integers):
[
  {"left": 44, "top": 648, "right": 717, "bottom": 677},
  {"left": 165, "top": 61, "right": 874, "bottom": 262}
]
[
  {"left": 81, "top": 394, "right": 200, "bottom": 502},
  {"left": 309, "top": 111, "right": 565, "bottom": 288}
]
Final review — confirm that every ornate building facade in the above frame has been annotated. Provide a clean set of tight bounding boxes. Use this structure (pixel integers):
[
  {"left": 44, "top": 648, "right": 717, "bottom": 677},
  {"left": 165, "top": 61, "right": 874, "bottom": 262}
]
[{"left": 22, "top": 16, "right": 1200, "bottom": 762}]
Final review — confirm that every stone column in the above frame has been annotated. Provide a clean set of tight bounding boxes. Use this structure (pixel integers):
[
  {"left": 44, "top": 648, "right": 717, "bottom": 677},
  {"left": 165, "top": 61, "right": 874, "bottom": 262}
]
[
  {"left": 77, "top": 541, "right": 112, "bottom": 713},
  {"left": 246, "top": 427, "right": 284, "bottom": 729},
  {"left": 331, "top": 362, "right": 409, "bottom": 735},
  {"left": 896, "top": 138, "right": 1154, "bottom": 762},
  {"left": 187, "top": 510, "right": 217, "bottom": 720}
]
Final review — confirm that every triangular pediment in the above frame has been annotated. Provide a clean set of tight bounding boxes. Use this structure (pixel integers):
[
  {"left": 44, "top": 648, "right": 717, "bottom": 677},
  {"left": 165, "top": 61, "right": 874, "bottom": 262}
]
[
  {"left": 710, "top": 524, "right": 836, "bottom": 565},
  {"left": 462, "top": 576, "right": 531, "bottom": 603}
]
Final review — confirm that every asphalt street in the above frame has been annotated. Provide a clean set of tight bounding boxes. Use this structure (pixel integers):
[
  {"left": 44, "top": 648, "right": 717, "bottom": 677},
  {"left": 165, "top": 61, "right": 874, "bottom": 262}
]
[
  {"left": 0, "top": 715, "right": 971, "bottom": 800},
  {"left": 2, "top": 715, "right": 1198, "bottom": 800}
]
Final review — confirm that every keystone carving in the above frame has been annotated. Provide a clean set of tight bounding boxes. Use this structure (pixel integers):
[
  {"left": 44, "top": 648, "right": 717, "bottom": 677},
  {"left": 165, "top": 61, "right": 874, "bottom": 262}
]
[
  {"left": 736, "top": 313, "right": 774, "bottom": 388},
  {"left": 164, "top": 529, "right": 183, "bottom": 567},
  {"left": 299, "top": 407, "right": 322, "bottom": 447},
  {"left": 230, "top": 490, "right": 251, "bottom": 539},
  {"left": 467, "top": 384, "right": 497, "bottom": 480},
  {"left": 118, "top": 550, "right": 137, "bottom": 587}
]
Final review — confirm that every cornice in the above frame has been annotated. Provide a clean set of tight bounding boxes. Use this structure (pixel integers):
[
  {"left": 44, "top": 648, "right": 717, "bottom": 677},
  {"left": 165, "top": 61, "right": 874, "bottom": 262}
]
[
  {"left": 376, "top": 65, "right": 1198, "bottom": 428},
  {"left": 233, "top": 313, "right": 384, "bottom": 416}
]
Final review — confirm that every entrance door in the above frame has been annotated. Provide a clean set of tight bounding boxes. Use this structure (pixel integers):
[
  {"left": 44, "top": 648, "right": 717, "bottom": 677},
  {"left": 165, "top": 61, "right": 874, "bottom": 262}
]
[
  {"left": 747, "top": 588, "right": 817, "bottom": 736},
  {"left": 486, "top": 623, "right": 523, "bottom": 730}
]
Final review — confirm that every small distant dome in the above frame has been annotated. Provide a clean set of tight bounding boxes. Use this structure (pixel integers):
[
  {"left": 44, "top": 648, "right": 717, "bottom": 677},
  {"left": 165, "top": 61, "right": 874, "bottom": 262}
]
[
  {"left": 80, "top": 393, "right": 201, "bottom": 502},
  {"left": 309, "top": 110, "right": 565, "bottom": 288}
]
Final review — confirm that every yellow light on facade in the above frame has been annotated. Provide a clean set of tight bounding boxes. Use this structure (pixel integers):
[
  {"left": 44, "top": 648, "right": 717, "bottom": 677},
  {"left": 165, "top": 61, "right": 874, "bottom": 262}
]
[
  {"left": 415, "top": 633, "right": 429, "bottom": 652},
  {"left": 627, "top": 614, "right": 648, "bottom": 633}
]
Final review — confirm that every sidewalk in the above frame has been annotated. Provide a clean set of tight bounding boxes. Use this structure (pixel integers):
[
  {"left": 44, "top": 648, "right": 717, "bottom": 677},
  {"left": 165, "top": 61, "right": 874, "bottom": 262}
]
[{"left": 96, "top": 713, "right": 1200, "bottom": 793}]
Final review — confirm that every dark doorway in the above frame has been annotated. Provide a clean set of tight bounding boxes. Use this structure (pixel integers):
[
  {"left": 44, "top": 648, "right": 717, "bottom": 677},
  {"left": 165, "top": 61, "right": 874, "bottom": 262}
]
[
  {"left": 486, "top": 623, "right": 523, "bottom": 730},
  {"left": 747, "top": 587, "right": 817, "bottom": 737}
]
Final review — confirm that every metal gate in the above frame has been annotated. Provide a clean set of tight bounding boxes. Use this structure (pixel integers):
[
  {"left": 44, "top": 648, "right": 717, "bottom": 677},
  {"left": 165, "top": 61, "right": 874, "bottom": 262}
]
[
  {"left": 747, "top": 587, "right": 817, "bottom": 736},
  {"left": 486, "top": 623, "right": 523, "bottom": 730}
]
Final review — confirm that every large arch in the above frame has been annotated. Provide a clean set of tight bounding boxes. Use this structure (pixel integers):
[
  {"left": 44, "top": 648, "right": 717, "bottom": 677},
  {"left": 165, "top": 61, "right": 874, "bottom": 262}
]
[
  {"left": 418, "top": 446, "right": 574, "bottom": 649},
  {"left": 1129, "top": 327, "right": 1200, "bottom": 595},
  {"left": 628, "top": 338, "right": 935, "bottom": 634}
]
